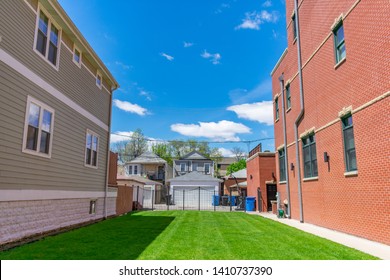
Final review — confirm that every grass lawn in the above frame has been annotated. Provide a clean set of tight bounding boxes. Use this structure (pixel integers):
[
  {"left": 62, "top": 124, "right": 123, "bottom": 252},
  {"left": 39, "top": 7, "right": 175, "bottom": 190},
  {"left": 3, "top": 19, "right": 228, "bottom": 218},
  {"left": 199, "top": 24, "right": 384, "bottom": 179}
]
[{"left": 0, "top": 211, "right": 378, "bottom": 260}]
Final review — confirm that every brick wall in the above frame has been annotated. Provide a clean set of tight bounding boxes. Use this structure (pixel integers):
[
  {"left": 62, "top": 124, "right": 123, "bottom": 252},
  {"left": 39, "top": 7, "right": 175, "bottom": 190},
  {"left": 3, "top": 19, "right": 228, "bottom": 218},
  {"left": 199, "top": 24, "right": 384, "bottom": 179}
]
[
  {"left": 272, "top": 0, "right": 390, "bottom": 245},
  {"left": 0, "top": 197, "right": 116, "bottom": 245},
  {"left": 247, "top": 153, "right": 276, "bottom": 212}
]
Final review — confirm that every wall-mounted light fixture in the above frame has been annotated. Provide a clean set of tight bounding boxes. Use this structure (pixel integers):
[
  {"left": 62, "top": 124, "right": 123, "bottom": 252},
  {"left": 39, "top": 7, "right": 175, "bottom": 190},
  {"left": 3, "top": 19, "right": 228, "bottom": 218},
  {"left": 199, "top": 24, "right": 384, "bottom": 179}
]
[
  {"left": 324, "top": 152, "right": 329, "bottom": 163},
  {"left": 290, "top": 163, "right": 294, "bottom": 171},
  {"left": 250, "top": 175, "right": 253, "bottom": 179}
]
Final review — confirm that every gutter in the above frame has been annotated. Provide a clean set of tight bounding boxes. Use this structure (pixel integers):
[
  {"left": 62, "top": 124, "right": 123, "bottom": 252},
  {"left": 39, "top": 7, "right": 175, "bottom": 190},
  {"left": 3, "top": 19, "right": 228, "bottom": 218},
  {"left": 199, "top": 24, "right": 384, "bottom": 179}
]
[
  {"left": 278, "top": 74, "right": 291, "bottom": 218},
  {"left": 104, "top": 90, "right": 114, "bottom": 219},
  {"left": 294, "top": 0, "right": 305, "bottom": 223}
]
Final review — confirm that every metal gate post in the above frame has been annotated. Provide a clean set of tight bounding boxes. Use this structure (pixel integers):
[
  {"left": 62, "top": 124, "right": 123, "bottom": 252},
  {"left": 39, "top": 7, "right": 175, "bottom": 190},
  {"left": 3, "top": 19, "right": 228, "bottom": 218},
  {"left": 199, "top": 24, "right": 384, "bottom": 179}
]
[
  {"left": 183, "top": 189, "right": 185, "bottom": 211},
  {"left": 198, "top": 187, "right": 201, "bottom": 211},
  {"left": 257, "top": 188, "right": 262, "bottom": 212},
  {"left": 136, "top": 185, "right": 139, "bottom": 210},
  {"left": 244, "top": 193, "right": 246, "bottom": 213},
  {"left": 214, "top": 190, "right": 216, "bottom": 212},
  {"left": 152, "top": 189, "right": 154, "bottom": 211},
  {"left": 229, "top": 187, "right": 232, "bottom": 212}
]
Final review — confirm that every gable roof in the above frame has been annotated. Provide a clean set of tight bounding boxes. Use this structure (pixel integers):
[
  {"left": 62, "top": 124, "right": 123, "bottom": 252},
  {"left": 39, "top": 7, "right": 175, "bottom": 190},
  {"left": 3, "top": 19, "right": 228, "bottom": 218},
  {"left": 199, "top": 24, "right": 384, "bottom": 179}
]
[
  {"left": 129, "top": 151, "right": 166, "bottom": 164},
  {"left": 117, "top": 175, "right": 163, "bottom": 186},
  {"left": 168, "top": 172, "right": 222, "bottom": 183},
  {"left": 180, "top": 151, "right": 210, "bottom": 160}
]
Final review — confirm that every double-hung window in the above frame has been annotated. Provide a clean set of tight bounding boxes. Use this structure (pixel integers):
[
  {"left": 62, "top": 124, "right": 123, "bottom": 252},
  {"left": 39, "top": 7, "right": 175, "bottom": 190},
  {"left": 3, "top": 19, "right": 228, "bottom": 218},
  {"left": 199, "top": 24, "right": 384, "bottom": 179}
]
[
  {"left": 278, "top": 148, "right": 286, "bottom": 182},
  {"left": 23, "top": 96, "right": 55, "bottom": 158},
  {"left": 85, "top": 130, "right": 99, "bottom": 168},
  {"left": 342, "top": 115, "right": 357, "bottom": 172},
  {"left": 35, "top": 9, "right": 60, "bottom": 67},
  {"left": 286, "top": 84, "right": 291, "bottom": 109},
  {"left": 128, "top": 165, "right": 133, "bottom": 175},
  {"left": 333, "top": 22, "right": 346, "bottom": 63},
  {"left": 73, "top": 46, "right": 82, "bottom": 67},
  {"left": 302, "top": 134, "right": 318, "bottom": 178},
  {"left": 96, "top": 72, "right": 102, "bottom": 89},
  {"left": 180, "top": 163, "right": 186, "bottom": 172},
  {"left": 292, "top": 14, "right": 297, "bottom": 41},
  {"left": 275, "top": 97, "right": 279, "bottom": 120},
  {"left": 205, "top": 163, "right": 211, "bottom": 174}
]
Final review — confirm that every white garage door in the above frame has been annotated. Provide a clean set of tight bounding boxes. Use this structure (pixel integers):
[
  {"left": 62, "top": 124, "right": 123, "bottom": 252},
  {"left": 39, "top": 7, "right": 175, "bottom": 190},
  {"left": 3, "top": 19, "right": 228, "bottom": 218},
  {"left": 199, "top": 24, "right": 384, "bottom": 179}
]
[{"left": 172, "top": 186, "right": 215, "bottom": 209}]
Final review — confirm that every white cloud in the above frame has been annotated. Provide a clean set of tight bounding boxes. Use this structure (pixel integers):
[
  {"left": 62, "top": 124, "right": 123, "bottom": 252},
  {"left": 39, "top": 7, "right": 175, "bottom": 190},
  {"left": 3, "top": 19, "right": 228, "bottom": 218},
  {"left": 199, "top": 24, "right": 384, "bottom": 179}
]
[
  {"left": 262, "top": 1, "right": 272, "bottom": 8},
  {"left": 139, "top": 90, "right": 152, "bottom": 101},
  {"left": 184, "top": 42, "right": 194, "bottom": 48},
  {"left": 235, "top": 10, "right": 279, "bottom": 30},
  {"left": 115, "top": 61, "right": 131, "bottom": 70},
  {"left": 113, "top": 99, "right": 148, "bottom": 116},
  {"left": 227, "top": 101, "right": 274, "bottom": 125},
  {"left": 160, "top": 52, "right": 174, "bottom": 61},
  {"left": 110, "top": 131, "right": 133, "bottom": 143},
  {"left": 229, "top": 79, "right": 272, "bottom": 104},
  {"left": 218, "top": 147, "right": 236, "bottom": 157},
  {"left": 171, "top": 120, "right": 251, "bottom": 141},
  {"left": 201, "top": 50, "right": 221, "bottom": 65}
]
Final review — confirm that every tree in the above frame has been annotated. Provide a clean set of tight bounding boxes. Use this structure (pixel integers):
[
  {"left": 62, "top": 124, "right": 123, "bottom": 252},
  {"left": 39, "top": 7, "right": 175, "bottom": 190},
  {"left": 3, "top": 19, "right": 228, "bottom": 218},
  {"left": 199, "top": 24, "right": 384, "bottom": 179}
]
[
  {"left": 112, "top": 129, "right": 148, "bottom": 162},
  {"left": 152, "top": 143, "right": 173, "bottom": 166},
  {"left": 226, "top": 158, "right": 246, "bottom": 175},
  {"left": 231, "top": 146, "right": 246, "bottom": 161}
]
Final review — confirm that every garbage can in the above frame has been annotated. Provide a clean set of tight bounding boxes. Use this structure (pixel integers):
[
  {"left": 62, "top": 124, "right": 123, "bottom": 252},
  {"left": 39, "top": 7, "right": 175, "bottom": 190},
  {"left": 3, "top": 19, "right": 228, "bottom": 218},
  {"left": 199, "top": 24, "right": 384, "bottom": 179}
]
[
  {"left": 230, "top": 196, "right": 236, "bottom": 206},
  {"left": 278, "top": 209, "right": 285, "bottom": 218},
  {"left": 212, "top": 195, "right": 219, "bottom": 206},
  {"left": 245, "top": 196, "right": 256, "bottom": 211}
]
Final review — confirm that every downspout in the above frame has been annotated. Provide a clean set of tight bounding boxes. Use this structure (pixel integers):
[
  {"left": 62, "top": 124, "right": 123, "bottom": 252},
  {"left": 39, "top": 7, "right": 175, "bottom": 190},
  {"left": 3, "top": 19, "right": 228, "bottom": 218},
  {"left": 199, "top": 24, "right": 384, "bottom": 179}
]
[
  {"left": 294, "top": 0, "right": 305, "bottom": 223},
  {"left": 104, "top": 86, "right": 116, "bottom": 219},
  {"left": 278, "top": 74, "right": 291, "bottom": 218}
]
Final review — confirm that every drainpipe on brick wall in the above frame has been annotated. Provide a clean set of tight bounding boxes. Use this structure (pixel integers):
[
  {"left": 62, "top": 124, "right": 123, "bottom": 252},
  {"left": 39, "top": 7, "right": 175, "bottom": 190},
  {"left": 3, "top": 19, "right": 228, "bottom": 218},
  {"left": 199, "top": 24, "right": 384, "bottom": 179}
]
[
  {"left": 279, "top": 73, "right": 291, "bottom": 218},
  {"left": 294, "top": 0, "right": 305, "bottom": 223}
]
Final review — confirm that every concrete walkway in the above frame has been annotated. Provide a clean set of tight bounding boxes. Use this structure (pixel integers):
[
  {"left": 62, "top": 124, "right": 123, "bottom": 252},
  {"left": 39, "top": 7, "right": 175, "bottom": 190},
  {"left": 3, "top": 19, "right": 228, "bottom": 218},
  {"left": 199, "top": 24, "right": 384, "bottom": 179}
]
[{"left": 247, "top": 211, "right": 390, "bottom": 260}]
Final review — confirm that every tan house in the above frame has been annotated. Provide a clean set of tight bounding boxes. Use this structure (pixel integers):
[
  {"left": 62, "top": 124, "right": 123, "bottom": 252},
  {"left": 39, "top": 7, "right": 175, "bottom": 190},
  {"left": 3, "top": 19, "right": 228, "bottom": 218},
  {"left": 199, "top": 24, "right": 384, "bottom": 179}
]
[{"left": 0, "top": 0, "right": 118, "bottom": 246}]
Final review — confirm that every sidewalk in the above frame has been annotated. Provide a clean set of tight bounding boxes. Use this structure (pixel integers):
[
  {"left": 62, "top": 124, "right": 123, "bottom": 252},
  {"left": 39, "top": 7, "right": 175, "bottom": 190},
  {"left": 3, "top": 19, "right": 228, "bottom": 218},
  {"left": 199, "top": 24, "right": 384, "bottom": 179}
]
[{"left": 248, "top": 211, "right": 390, "bottom": 260}]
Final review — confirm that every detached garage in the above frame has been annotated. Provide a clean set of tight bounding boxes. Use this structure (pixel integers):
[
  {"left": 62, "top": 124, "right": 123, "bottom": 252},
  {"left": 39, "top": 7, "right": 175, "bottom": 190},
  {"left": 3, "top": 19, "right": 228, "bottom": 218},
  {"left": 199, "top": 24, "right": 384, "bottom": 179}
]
[{"left": 168, "top": 172, "right": 222, "bottom": 209}]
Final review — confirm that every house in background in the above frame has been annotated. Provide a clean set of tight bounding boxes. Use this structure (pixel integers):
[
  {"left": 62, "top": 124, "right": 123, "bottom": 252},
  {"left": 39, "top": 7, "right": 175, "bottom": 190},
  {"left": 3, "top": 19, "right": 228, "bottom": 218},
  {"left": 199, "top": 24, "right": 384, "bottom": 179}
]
[
  {"left": 124, "top": 151, "right": 168, "bottom": 184},
  {"left": 271, "top": 0, "right": 389, "bottom": 245},
  {"left": 0, "top": 0, "right": 118, "bottom": 245},
  {"left": 246, "top": 149, "right": 275, "bottom": 212},
  {"left": 223, "top": 168, "right": 247, "bottom": 196},
  {"left": 173, "top": 151, "right": 214, "bottom": 177},
  {"left": 216, "top": 157, "right": 236, "bottom": 178}
]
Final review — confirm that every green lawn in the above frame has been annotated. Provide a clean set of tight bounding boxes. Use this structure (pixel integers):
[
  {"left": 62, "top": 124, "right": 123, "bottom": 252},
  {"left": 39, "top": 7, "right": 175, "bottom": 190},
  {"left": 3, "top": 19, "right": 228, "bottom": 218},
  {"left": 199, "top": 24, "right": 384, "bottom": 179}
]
[{"left": 0, "top": 211, "right": 378, "bottom": 260}]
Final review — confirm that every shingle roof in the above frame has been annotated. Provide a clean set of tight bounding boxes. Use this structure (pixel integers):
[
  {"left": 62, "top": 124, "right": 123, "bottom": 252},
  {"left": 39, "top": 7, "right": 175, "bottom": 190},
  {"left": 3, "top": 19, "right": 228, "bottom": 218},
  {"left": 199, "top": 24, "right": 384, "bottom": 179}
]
[
  {"left": 117, "top": 175, "right": 163, "bottom": 185},
  {"left": 129, "top": 151, "right": 166, "bottom": 164},
  {"left": 225, "top": 168, "right": 247, "bottom": 179},
  {"left": 180, "top": 151, "right": 210, "bottom": 160}
]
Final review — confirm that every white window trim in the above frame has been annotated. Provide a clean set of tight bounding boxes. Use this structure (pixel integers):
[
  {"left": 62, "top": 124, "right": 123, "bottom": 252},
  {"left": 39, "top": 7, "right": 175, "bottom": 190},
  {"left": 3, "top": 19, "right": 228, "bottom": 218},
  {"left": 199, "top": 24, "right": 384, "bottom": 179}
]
[
  {"left": 96, "top": 71, "right": 103, "bottom": 89},
  {"left": 84, "top": 129, "right": 99, "bottom": 169},
  {"left": 22, "top": 96, "right": 55, "bottom": 159},
  {"left": 72, "top": 45, "right": 82, "bottom": 68},
  {"left": 33, "top": 4, "right": 62, "bottom": 71}
]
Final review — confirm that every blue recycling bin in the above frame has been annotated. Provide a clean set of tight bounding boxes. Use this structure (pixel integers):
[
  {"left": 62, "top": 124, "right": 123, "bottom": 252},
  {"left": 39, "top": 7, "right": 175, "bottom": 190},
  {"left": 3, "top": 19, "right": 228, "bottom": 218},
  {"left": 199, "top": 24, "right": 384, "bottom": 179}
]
[
  {"left": 245, "top": 196, "right": 256, "bottom": 211},
  {"left": 212, "top": 195, "right": 219, "bottom": 206},
  {"left": 230, "top": 196, "right": 236, "bottom": 206}
]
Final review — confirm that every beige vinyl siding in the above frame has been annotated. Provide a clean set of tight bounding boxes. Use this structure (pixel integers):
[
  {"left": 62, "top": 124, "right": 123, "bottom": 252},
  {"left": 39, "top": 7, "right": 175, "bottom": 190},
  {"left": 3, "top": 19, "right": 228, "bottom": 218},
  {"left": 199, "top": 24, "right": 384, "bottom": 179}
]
[
  {"left": 0, "top": 62, "right": 108, "bottom": 192},
  {"left": 61, "top": 31, "right": 73, "bottom": 51},
  {"left": 25, "top": 0, "right": 38, "bottom": 11},
  {"left": 0, "top": 0, "right": 110, "bottom": 125}
]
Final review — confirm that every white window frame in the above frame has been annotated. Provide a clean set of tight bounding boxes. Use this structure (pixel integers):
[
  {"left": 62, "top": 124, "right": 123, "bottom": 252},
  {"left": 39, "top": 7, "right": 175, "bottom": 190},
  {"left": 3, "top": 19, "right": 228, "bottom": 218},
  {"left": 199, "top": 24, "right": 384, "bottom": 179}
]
[
  {"left": 33, "top": 4, "right": 62, "bottom": 70},
  {"left": 128, "top": 165, "right": 133, "bottom": 175},
  {"left": 96, "top": 71, "right": 103, "bottom": 89},
  {"left": 72, "top": 45, "right": 82, "bottom": 68},
  {"left": 22, "top": 96, "right": 55, "bottom": 159},
  {"left": 84, "top": 129, "right": 99, "bottom": 169}
]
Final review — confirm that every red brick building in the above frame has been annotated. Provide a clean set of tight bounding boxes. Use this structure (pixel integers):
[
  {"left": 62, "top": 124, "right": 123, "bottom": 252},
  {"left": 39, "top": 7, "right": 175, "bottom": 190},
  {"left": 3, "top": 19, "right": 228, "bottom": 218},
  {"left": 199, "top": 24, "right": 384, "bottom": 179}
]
[
  {"left": 246, "top": 149, "right": 276, "bottom": 212},
  {"left": 271, "top": 0, "right": 389, "bottom": 245}
]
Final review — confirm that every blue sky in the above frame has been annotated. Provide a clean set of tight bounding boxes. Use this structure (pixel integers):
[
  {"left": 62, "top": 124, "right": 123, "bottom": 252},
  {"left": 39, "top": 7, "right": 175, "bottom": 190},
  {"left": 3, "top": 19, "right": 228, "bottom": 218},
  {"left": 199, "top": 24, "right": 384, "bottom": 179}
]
[{"left": 58, "top": 0, "right": 287, "bottom": 156}]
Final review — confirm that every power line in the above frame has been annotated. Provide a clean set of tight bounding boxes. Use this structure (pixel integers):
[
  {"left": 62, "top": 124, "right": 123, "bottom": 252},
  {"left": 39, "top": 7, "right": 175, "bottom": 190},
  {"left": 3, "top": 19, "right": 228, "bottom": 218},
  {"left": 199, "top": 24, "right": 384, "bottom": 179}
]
[{"left": 111, "top": 132, "right": 274, "bottom": 145}]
